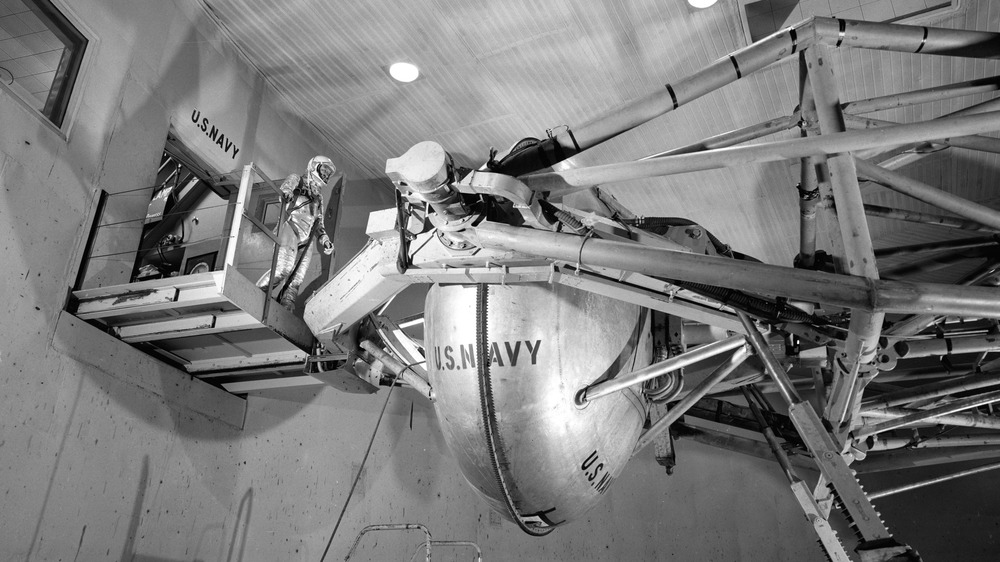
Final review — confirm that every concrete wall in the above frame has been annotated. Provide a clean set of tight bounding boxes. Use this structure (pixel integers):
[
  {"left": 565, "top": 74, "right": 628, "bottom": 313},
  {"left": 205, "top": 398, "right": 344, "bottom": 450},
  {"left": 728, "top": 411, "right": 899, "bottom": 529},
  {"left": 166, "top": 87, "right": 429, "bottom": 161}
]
[
  {"left": 231, "top": 385, "right": 824, "bottom": 562},
  {"left": 0, "top": 0, "right": 848, "bottom": 561}
]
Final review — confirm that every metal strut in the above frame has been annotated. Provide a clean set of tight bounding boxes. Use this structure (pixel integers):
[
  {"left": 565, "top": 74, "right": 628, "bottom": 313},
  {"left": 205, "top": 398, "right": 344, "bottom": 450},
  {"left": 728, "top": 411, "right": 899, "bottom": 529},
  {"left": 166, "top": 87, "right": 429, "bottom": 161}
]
[
  {"left": 738, "top": 312, "right": 920, "bottom": 562},
  {"left": 741, "top": 386, "right": 853, "bottom": 562}
]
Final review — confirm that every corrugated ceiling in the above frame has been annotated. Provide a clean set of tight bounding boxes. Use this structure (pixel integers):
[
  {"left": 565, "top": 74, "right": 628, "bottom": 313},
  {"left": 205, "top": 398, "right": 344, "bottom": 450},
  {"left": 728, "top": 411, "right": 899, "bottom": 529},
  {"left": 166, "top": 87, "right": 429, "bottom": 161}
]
[{"left": 196, "top": 0, "right": 1000, "bottom": 272}]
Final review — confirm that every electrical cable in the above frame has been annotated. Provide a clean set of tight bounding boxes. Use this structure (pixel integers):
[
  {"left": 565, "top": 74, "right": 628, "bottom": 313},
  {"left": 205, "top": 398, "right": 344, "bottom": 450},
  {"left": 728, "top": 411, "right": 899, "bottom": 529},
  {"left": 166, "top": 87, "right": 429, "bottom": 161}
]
[{"left": 319, "top": 369, "right": 401, "bottom": 561}]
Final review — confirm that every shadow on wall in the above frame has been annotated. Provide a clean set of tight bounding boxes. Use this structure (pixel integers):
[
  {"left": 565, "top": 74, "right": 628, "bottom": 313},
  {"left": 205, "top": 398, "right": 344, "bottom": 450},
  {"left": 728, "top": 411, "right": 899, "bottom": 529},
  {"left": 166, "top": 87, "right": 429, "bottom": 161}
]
[
  {"left": 224, "top": 488, "right": 253, "bottom": 562},
  {"left": 118, "top": 456, "right": 254, "bottom": 562},
  {"left": 61, "top": 10, "right": 324, "bottom": 435},
  {"left": 32, "top": 9, "right": 315, "bottom": 546}
]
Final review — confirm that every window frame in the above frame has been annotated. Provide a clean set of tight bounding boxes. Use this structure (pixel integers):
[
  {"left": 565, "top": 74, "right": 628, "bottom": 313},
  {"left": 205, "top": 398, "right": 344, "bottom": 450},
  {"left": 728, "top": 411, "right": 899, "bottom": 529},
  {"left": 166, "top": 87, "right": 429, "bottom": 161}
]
[{"left": 0, "top": 0, "right": 97, "bottom": 137}]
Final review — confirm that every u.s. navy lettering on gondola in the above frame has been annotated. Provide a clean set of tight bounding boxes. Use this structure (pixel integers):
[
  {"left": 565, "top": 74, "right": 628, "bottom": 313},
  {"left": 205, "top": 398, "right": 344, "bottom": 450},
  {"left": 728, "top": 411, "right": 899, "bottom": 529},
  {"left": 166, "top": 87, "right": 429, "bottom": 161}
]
[{"left": 433, "top": 339, "right": 542, "bottom": 370}]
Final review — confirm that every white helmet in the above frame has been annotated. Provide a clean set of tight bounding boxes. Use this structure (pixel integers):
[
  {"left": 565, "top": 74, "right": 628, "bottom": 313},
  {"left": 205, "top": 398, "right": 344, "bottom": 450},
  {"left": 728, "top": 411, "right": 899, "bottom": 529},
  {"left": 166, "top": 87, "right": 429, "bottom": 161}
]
[{"left": 306, "top": 155, "right": 336, "bottom": 186}]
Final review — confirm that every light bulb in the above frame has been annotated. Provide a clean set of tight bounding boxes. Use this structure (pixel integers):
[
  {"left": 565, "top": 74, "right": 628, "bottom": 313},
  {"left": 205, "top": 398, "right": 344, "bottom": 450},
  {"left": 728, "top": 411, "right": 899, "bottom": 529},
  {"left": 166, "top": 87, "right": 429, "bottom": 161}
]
[
  {"left": 389, "top": 62, "right": 420, "bottom": 83},
  {"left": 688, "top": 0, "right": 718, "bottom": 8}
]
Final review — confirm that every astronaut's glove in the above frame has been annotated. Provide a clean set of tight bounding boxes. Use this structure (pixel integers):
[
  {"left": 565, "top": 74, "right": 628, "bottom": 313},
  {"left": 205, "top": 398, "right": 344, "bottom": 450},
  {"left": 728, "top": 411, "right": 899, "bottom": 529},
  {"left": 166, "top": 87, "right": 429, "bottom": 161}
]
[{"left": 319, "top": 234, "right": 334, "bottom": 255}]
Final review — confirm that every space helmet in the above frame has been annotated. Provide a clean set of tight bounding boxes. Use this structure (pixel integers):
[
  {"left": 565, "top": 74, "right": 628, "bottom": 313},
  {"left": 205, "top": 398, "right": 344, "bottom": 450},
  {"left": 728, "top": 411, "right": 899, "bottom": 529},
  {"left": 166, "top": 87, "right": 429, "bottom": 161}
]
[{"left": 306, "top": 155, "right": 336, "bottom": 186}]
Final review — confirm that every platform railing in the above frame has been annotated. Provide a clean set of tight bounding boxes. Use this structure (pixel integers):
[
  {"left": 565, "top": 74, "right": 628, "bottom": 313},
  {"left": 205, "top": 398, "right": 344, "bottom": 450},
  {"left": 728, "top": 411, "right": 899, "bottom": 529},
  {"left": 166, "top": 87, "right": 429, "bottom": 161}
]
[{"left": 74, "top": 163, "right": 286, "bottom": 325}]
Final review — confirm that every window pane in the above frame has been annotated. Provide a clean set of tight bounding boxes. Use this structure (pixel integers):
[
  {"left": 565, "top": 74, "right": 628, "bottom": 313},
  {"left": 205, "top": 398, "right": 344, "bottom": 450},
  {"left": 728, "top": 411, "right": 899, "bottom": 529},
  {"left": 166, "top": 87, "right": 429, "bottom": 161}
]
[
  {"left": 0, "top": 0, "right": 87, "bottom": 127},
  {"left": 262, "top": 201, "right": 280, "bottom": 228}
]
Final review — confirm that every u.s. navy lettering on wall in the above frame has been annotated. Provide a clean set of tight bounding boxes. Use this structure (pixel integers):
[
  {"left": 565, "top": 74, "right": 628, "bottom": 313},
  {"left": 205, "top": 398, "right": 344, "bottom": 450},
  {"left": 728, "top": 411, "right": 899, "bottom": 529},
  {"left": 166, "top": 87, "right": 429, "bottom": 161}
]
[
  {"left": 190, "top": 109, "right": 241, "bottom": 160},
  {"left": 433, "top": 339, "right": 542, "bottom": 370}
]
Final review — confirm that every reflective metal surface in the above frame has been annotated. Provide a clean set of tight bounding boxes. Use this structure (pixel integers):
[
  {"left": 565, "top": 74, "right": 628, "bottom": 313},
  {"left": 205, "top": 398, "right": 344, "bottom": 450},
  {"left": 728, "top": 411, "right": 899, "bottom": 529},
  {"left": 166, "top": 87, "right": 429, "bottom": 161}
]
[{"left": 425, "top": 282, "right": 650, "bottom": 533}]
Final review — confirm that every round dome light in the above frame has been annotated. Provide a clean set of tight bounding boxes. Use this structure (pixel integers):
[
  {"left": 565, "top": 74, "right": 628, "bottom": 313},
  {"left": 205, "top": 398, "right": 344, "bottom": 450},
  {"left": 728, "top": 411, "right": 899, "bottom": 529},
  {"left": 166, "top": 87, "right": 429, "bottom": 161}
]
[
  {"left": 389, "top": 62, "right": 420, "bottom": 83},
  {"left": 688, "top": 0, "right": 717, "bottom": 8}
]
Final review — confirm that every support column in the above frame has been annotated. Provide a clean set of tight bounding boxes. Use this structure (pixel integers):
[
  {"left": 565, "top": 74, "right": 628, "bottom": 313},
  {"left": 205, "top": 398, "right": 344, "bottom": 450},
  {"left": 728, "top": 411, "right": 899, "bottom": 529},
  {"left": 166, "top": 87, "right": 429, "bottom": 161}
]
[{"left": 805, "top": 45, "right": 884, "bottom": 431}]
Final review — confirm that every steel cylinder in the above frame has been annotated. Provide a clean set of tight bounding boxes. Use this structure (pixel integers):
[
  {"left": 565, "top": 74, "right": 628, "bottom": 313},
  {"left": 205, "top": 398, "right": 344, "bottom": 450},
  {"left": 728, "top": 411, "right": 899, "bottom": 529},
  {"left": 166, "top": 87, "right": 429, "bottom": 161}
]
[{"left": 425, "top": 282, "right": 650, "bottom": 535}]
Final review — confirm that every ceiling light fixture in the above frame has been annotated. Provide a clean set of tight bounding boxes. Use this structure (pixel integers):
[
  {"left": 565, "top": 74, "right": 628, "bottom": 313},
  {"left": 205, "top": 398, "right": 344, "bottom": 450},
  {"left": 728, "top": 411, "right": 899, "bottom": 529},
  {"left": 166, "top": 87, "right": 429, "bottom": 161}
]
[
  {"left": 389, "top": 62, "right": 420, "bottom": 83},
  {"left": 688, "top": 0, "right": 718, "bottom": 8}
]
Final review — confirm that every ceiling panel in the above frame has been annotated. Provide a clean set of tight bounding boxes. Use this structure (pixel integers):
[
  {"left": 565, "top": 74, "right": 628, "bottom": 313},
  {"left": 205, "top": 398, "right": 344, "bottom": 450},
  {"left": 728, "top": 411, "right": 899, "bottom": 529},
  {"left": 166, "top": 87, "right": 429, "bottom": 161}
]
[{"left": 194, "top": 0, "right": 1000, "bottom": 272}]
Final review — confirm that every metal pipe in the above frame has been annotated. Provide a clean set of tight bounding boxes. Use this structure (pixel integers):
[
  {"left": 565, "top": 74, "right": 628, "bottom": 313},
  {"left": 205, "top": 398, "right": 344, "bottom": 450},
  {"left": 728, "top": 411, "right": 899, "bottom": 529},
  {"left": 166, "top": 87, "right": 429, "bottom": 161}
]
[
  {"left": 427, "top": 541, "right": 483, "bottom": 562},
  {"left": 858, "top": 445, "right": 1000, "bottom": 473},
  {"left": 797, "top": 157, "right": 821, "bottom": 267},
  {"left": 673, "top": 423, "right": 820, "bottom": 473},
  {"left": 552, "top": 18, "right": 1000, "bottom": 159},
  {"left": 882, "top": 260, "right": 1000, "bottom": 337},
  {"left": 863, "top": 204, "right": 999, "bottom": 233},
  {"left": 860, "top": 406, "right": 1000, "bottom": 430},
  {"left": 523, "top": 111, "right": 1000, "bottom": 196},
  {"left": 360, "top": 340, "right": 435, "bottom": 402},
  {"left": 844, "top": 113, "right": 1000, "bottom": 155},
  {"left": 345, "top": 524, "right": 431, "bottom": 562},
  {"left": 738, "top": 312, "right": 802, "bottom": 406},
  {"left": 868, "top": 460, "right": 1000, "bottom": 500},
  {"left": 842, "top": 77, "right": 1000, "bottom": 115},
  {"left": 642, "top": 114, "right": 801, "bottom": 160},
  {"left": 875, "top": 236, "right": 1000, "bottom": 258},
  {"left": 811, "top": 17, "right": 1000, "bottom": 58},
  {"left": 854, "top": 389, "right": 1000, "bottom": 439},
  {"left": 855, "top": 158, "right": 1000, "bottom": 231},
  {"left": 556, "top": 23, "right": 811, "bottom": 154},
  {"left": 868, "top": 434, "right": 1000, "bottom": 451},
  {"left": 879, "top": 250, "right": 976, "bottom": 279},
  {"left": 894, "top": 334, "right": 1000, "bottom": 360},
  {"left": 632, "top": 346, "right": 753, "bottom": 456},
  {"left": 579, "top": 334, "right": 747, "bottom": 404},
  {"left": 472, "top": 221, "right": 1000, "bottom": 318},
  {"left": 742, "top": 386, "right": 797, "bottom": 483},
  {"left": 796, "top": 55, "right": 830, "bottom": 270},
  {"left": 807, "top": 45, "right": 883, "bottom": 426},
  {"left": 854, "top": 95, "right": 1000, "bottom": 164},
  {"left": 862, "top": 372, "right": 1000, "bottom": 409}
]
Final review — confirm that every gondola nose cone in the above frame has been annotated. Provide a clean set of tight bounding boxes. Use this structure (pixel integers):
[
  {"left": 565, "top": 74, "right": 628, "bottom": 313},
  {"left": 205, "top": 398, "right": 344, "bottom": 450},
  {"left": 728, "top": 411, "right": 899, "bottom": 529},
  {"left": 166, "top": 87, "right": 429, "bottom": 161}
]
[{"left": 425, "top": 282, "right": 651, "bottom": 534}]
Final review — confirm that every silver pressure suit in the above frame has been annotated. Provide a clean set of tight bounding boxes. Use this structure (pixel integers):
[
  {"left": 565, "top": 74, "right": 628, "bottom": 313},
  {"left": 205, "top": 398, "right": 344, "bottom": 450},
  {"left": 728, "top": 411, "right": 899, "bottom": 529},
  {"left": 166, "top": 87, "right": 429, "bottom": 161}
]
[{"left": 256, "top": 157, "right": 335, "bottom": 311}]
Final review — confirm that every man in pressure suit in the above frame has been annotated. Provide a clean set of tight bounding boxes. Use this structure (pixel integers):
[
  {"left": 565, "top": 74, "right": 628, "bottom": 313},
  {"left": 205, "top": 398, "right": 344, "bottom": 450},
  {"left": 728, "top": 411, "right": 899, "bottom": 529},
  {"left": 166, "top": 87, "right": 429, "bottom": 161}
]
[{"left": 257, "top": 155, "right": 336, "bottom": 311}]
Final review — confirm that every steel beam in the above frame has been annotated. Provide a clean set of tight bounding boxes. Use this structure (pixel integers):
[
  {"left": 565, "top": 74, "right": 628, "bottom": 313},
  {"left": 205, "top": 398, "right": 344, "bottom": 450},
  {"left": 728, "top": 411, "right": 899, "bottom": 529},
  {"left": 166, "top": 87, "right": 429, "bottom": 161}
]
[
  {"left": 858, "top": 445, "right": 1000, "bottom": 472},
  {"left": 642, "top": 114, "right": 801, "bottom": 160},
  {"left": 868, "top": 461, "right": 1000, "bottom": 500},
  {"left": 855, "top": 389, "right": 1000, "bottom": 439},
  {"left": 855, "top": 158, "right": 1000, "bottom": 231},
  {"left": 580, "top": 335, "right": 747, "bottom": 404},
  {"left": 472, "top": 222, "right": 1000, "bottom": 317},
  {"left": 862, "top": 372, "right": 1000, "bottom": 409},
  {"left": 631, "top": 346, "right": 753, "bottom": 456},
  {"left": 796, "top": 53, "right": 828, "bottom": 270},
  {"left": 864, "top": 204, "right": 999, "bottom": 233},
  {"left": 738, "top": 312, "right": 803, "bottom": 406},
  {"left": 548, "top": 18, "right": 1000, "bottom": 164},
  {"left": 844, "top": 113, "right": 1000, "bottom": 155},
  {"left": 842, "top": 76, "right": 1000, "bottom": 115},
  {"left": 875, "top": 236, "right": 1000, "bottom": 258},
  {"left": 523, "top": 111, "right": 1000, "bottom": 196},
  {"left": 806, "top": 45, "right": 884, "bottom": 429},
  {"left": 861, "top": 406, "right": 1000, "bottom": 431},
  {"left": 892, "top": 334, "right": 1000, "bottom": 360},
  {"left": 882, "top": 260, "right": 1000, "bottom": 337},
  {"left": 552, "top": 22, "right": 810, "bottom": 156},
  {"left": 854, "top": 96, "right": 1000, "bottom": 163},
  {"left": 673, "top": 422, "right": 819, "bottom": 472},
  {"left": 360, "top": 340, "right": 434, "bottom": 401},
  {"left": 868, "top": 434, "right": 1000, "bottom": 451}
]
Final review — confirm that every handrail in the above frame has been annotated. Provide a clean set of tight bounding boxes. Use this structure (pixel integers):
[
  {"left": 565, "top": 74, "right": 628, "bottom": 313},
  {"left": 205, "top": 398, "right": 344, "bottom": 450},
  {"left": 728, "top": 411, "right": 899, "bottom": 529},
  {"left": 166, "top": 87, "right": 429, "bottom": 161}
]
[{"left": 344, "top": 524, "right": 431, "bottom": 562}]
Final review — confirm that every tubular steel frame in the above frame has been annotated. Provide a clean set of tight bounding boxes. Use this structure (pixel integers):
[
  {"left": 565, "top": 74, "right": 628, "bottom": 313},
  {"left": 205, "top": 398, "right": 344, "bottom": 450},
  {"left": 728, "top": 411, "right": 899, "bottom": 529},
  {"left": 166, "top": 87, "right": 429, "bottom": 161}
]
[{"left": 306, "top": 15, "right": 1000, "bottom": 561}]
